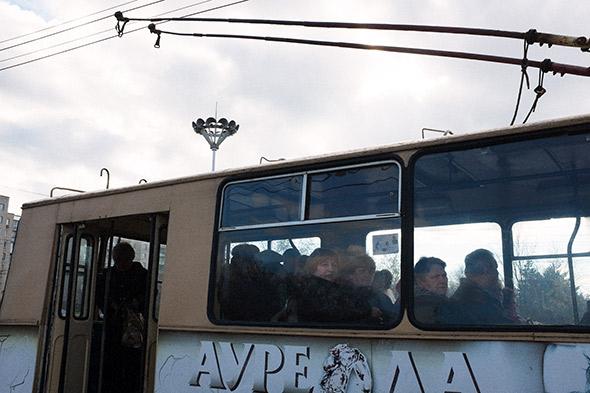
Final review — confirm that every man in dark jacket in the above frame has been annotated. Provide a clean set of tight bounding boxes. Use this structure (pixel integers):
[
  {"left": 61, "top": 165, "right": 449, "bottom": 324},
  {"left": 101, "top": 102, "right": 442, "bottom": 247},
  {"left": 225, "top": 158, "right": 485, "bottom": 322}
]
[
  {"left": 413, "top": 257, "right": 449, "bottom": 324},
  {"left": 445, "top": 249, "right": 519, "bottom": 325}
]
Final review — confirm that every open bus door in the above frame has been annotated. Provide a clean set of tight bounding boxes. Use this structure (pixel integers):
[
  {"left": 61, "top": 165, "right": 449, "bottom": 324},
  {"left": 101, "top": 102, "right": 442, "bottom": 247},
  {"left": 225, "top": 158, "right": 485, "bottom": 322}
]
[
  {"left": 43, "top": 213, "right": 168, "bottom": 393},
  {"left": 44, "top": 223, "right": 102, "bottom": 393}
]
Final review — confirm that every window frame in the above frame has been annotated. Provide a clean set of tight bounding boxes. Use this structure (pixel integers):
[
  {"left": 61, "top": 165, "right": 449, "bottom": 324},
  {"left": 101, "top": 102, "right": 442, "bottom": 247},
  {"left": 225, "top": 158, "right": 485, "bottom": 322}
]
[
  {"left": 152, "top": 224, "right": 167, "bottom": 321},
  {"left": 58, "top": 235, "right": 75, "bottom": 319},
  {"left": 208, "top": 156, "right": 404, "bottom": 329},
  {"left": 407, "top": 122, "right": 590, "bottom": 333},
  {"left": 218, "top": 160, "right": 402, "bottom": 232},
  {"left": 72, "top": 234, "right": 95, "bottom": 320}
]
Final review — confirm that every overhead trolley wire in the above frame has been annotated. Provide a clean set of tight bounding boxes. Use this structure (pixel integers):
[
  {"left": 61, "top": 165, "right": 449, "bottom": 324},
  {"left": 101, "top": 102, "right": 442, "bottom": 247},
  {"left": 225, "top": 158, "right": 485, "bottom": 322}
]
[
  {"left": 0, "top": 0, "right": 140, "bottom": 45},
  {"left": 0, "top": 0, "right": 251, "bottom": 72},
  {"left": 0, "top": 183, "right": 48, "bottom": 197},
  {"left": 139, "top": 24, "right": 590, "bottom": 77},
  {"left": 114, "top": 16, "right": 590, "bottom": 51},
  {"left": 0, "top": 0, "right": 218, "bottom": 64},
  {"left": 0, "top": 0, "right": 165, "bottom": 53},
  {"left": 111, "top": 15, "right": 588, "bottom": 123}
]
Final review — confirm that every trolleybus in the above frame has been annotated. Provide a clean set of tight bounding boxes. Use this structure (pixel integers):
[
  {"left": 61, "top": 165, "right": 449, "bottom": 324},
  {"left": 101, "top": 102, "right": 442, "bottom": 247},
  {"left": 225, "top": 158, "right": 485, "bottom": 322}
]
[{"left": 1, "top": 115, "right": 590, "bottom": 392}]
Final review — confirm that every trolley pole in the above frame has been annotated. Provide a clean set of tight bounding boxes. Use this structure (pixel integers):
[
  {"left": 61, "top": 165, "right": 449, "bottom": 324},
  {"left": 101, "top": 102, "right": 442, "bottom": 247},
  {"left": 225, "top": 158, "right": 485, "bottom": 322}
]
[{"left": 192, "top": 116, "right": 239, "bottom": 172}]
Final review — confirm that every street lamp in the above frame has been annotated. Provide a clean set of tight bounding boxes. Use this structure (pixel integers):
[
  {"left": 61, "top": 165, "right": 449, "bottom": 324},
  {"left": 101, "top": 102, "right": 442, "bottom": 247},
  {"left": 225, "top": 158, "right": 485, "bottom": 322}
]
[{"left": 192, "top": 117, "right": 239, "bottom": 171}]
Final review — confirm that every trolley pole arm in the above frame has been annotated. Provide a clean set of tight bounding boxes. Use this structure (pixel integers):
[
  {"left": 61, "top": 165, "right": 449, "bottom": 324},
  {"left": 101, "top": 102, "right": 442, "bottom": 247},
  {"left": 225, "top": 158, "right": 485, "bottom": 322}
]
[
  {"left": 147, "top": 24, "right": 590, "bottom": 78},
  {"left": 115, "top": 12, "right": 590, "bottom": 51}
]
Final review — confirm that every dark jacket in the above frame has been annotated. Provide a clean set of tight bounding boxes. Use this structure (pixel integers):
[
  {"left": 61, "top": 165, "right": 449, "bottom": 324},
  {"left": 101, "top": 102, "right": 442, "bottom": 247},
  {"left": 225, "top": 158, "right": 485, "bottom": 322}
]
[
  {"left": 413, "top": 286, "right": 448, "bottom": 325},
  {"left": 219, "top": 261, "right": 284, "bottom": 322},
  {"left": 442, "top": 278, "right": 514, "bottom": 325},
  {"left": 368, "top": 289, "right": 398, "bottom": 325},
  {"left": 97, "top": 262, "right": 148, "bottom": 344},
  {"left": 295, "top": 275, "right": 372, "bottom": 324}
]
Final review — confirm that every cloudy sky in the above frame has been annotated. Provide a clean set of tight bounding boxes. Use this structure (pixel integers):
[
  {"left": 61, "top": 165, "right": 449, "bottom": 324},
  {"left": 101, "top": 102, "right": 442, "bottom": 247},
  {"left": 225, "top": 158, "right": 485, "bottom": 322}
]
[{"left": 0, "top": 0, "right": 589, "bottom": 214}]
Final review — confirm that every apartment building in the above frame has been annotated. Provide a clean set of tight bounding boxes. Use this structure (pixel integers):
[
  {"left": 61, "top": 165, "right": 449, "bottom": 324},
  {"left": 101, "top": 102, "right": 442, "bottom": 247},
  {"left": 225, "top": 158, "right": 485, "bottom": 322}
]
[{"left": 0, "top": 195, "right": 20, "bottom": 302}]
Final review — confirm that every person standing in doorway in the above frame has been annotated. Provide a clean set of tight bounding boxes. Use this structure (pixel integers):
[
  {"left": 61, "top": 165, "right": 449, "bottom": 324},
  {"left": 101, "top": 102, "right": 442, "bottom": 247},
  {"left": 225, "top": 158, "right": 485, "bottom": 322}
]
[{"left": 98, "top": 242, "right": 148, "bottom": 393}]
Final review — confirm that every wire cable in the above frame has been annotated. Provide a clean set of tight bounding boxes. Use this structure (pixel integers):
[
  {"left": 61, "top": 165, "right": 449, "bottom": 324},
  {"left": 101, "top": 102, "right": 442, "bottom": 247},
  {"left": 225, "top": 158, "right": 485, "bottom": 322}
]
[
  {"left": 0, "top": 0, "right": 165, "bottom": 53},
  {"left": 115, "top": 16, "right": 590, "bottom": 51},
  {"left": 0, "top": 0, "right": 217, "bottom": 64},
  {"left": 0, "top": 0, "right": 250, "bottom": 72},
  {"left": 0, "top": 0, "right": 139, "bottom": 45},
  {"left": 0, "top": 184, "right": 48, "bottom": 197},
  {"left": 510, "top": 40, "right": 531, "bottom": 126},
  {"left": 146, "top": 25, "right": 590, "bottom": 77}
]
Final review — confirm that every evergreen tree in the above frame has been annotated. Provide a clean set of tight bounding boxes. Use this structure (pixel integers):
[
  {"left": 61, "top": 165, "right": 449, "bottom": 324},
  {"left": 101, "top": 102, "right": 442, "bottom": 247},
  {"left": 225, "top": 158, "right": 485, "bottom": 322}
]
[{"left": 514, "top": 259, "right": 587, "bottom": 324}]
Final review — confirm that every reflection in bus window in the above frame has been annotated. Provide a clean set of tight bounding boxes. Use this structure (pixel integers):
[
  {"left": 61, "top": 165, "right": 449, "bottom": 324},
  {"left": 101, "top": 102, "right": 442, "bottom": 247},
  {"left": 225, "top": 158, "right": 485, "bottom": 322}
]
[
  {"left": 73, "top": 236, "right": 94, "bottom": 319},
  {"left": 413, "top": 132, "right": 590, "bottom": 328},
  {"left": 214, "top": 162, "right": 401, "bottom": 328},
  {"left": 307, "top": 164, "right": 399, "bottom": 219},
  {"left": 221, "top": 175, "right": 303, "bottom": 228}
]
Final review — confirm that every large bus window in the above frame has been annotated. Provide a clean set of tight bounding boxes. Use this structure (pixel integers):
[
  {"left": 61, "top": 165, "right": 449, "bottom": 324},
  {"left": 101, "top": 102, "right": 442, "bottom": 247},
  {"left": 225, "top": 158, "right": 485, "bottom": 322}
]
[
  {"left": 413, "top": 131, "right": 590, "bottom": 329},
  {"left": 213, "top": 161, "right": 401, "bottom": 328}
]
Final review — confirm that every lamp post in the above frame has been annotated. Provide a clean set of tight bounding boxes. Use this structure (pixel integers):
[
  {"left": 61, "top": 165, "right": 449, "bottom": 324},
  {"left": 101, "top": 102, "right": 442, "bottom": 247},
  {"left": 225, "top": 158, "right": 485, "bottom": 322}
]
[{"left": 192, "top": 117, "right": 239, "bottom": 171}]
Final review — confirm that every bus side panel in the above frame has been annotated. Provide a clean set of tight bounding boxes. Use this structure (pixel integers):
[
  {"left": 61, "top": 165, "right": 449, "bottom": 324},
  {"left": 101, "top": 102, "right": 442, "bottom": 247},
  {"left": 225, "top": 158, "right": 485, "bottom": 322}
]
[
  {"left": 0, "top": 205, "right": 58, "bottom": 324},
  {"left": 544, "top": 343, "right": 590, "bottom": 392},
  {"left": 153, "top": 331, "right": 554, "bottom": 393},
  {"left": 0, "top": 326, "right": 38, "bottom": 393}
]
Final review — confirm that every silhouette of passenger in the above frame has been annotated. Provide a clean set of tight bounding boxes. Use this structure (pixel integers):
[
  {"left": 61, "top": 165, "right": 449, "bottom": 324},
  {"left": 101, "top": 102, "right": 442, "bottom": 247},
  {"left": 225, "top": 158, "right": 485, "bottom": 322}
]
[
  {"left": 219, "top": 244, "right": 283, "bottom": 322},
  {"left": 98, "top": 242, "right": 147, "bottom": 393},
  {"left": 282, "top": 248, "right": 301, "bottom": 275},
  {"left": 340, "top": 247, "right": 396, "bottom": 325},
  {"left": 373, "top": 269, "right": 395, "bottom": 302},
  {"left": 296, "top": 248, "right": 372, "bottom": 324},
  {"left": 446, "top": 249, "right": 519, "bottom": 325}
]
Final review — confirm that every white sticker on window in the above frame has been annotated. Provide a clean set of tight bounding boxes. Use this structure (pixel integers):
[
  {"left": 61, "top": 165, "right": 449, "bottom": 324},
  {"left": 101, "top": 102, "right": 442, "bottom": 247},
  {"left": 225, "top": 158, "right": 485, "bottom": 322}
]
[{"left": 372, "top": 234, "right": 399, "bottom": 255}]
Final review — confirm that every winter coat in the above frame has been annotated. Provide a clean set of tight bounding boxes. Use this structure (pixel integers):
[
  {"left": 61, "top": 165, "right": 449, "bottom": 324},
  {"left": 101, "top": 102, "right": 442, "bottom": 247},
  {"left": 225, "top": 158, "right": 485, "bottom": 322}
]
[
  {"left": 219, "top": 261, "right": 284, "bottom": 322},
  {"left": 441, "top": 278, "right": 514, "bottom": 325},
  {"left": 413, "top": 286, "right": 449, "bottom": 325},
  {"left": 295, "top": 275, "right": 372, "bottom": 324}
]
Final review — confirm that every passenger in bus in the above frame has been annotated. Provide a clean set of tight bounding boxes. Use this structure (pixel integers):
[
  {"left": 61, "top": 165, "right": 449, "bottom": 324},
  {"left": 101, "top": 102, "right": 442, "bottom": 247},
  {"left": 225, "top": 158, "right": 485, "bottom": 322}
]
[
  {"left": 295, "top": 254, "right": 308, "bottom": 276},
  {"left": 282, "top": 248, "right": 302, "bottom": 275},
  {"left": 219, "top": 244, "right": 283, "bottom": 321},
  {"left": 373, "top": 269, "right": 395, "bottom": 302},
  {"left": 257, "top": 249, "right": 290, "bottom": 303},
  {"left": 340, "top": 247, "right": 396, "bottom": 325},
  {"left": 413, "top": 257, "right": 449, "bottom": 324},
  {"left": 256, "top": 249, "right": 284, "bottom": 275},
  {"left": 445, "top": 249, "right": 519, "bottom": 325},
  {"left": 271, "top": 251, "right": 309, "bottom": 323},
  {"left": 97, "top": 242, "right": 148, "bottom": 393},
  {"left": 295, "top": 248, "right": 373, "bottom": 323}
]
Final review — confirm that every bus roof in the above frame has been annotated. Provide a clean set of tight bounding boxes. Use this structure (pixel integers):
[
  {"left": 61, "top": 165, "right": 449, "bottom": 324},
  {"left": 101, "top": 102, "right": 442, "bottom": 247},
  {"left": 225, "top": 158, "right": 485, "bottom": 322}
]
[{"left": 22, "top": 114, "right": 590, "bottom": 210}]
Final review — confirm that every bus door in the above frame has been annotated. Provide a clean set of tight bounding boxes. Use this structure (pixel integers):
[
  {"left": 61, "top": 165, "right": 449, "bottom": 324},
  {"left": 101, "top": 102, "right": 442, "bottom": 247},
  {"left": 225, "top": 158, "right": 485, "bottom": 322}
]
[
  {"left": 45, "top": 223, "right": 101, "bottom": 393},
  {"left": 144, "top": 214, "right": 167, "bottom": 392},
  {"left": 91, "top": 213, "right": 168, "bottom": 393}
]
